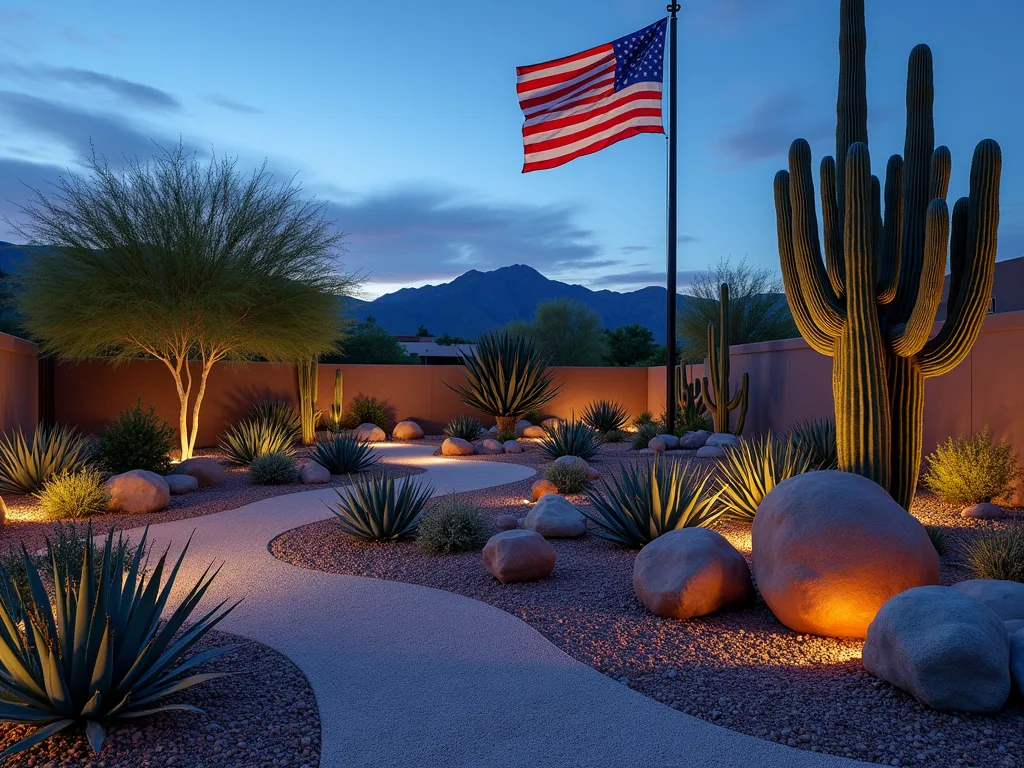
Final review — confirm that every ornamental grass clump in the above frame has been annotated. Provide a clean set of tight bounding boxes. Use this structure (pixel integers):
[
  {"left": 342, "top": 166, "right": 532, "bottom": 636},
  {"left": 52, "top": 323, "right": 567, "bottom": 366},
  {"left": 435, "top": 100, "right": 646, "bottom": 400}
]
[
  {"left": 544, "top": 462, "right": 588, "bottom": 494},
  {"left": 716, "top": 432, "right": 813, "bottom": 522},
  {"left": 923, "top": 427, "right": 1020, "bottom": 505},
  {"left": 539, "top": 419, "right": 601, "bottom": 461},
  {"left": 329, "top": 473, "right": 435, "bottom": 542},
  {"left": 308, "top": 435, "right": 378, "bottom": 474},
  {"left": 95, "top": 397, "right": 175, "bottom": 475},
  {"left": 0, "top": 525, "right": 237, "bottom": 758},
  {"left": 36, "top": 469, "right": 111, "bottom": 520},
  {"left": 581, "top": 400, "right": 629, "bottom": 434},
  {"left": 416, "top": 495, "right": 488, "bottom": 555},
  {"left": 582, "top": 456, "right": 721, "bottom": 548},
  {"left": 965, "top": 525, "right": 1024, "bottom": 582},
  {"left": 789, "top": 418, "right": 838, "bottom": 470},
  {"left": 631, "top": 422, "right": 659, "bottom": 450},
  {"left": 0, "top": 424, "right": 92, "bottom": 494},
  {"left": 342, "top": 395, "right": 392, "bottom": 431},
  {"left": 248, "top": 451, "right": 299, "bottom": 485},
  {"left": 443, "top": 415, "right": 483, "bottom": 442},
  {"left": 219, "top": 400, "right": 300, "bottom": 466}
]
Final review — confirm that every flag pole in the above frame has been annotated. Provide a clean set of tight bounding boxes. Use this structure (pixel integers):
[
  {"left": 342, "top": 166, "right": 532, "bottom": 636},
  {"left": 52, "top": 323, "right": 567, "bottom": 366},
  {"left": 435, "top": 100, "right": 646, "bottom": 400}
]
[{"left": 665, "top": 1, "right": 680, "bottom": 435}]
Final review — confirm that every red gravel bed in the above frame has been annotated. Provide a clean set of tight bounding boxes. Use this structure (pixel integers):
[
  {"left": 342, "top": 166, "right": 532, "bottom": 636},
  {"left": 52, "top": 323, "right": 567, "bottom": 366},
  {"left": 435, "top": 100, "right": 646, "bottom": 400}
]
[
  {"left": 271, "top": 442, "right": 1024, "bottom": 768},
  {"left": 0, "top": 629, "right": 320, "bottom": 767}
]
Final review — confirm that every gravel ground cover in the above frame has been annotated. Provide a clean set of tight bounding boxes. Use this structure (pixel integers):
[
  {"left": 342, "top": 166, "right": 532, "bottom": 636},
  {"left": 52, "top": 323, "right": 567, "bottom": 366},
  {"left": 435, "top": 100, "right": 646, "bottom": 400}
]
[
  {"left": 272, "top": 436, "right": 1024, "bottom": 768},
  {"left": 0, "top": 629, "right": 321, "bottom": 768}
]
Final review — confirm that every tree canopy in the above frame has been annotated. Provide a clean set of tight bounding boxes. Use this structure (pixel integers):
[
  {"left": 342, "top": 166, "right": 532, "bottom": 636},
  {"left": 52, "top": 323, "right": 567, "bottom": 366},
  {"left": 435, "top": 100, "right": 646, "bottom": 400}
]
[
  {"left": 603, "top": 324, "right": 659, "bottom": 366},
  {"left": 323, "top": 318, "right": 420, "bottom": 364},
  {"left": 505, "top": 298, "right": 608, "bottom": 365}
]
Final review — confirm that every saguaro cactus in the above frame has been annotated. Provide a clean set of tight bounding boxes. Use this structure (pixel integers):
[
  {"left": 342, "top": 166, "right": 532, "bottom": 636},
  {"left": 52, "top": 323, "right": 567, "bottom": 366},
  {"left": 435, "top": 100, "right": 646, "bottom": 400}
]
[
  {"left": 675, "top": 363, "right": 705, "bottom": 423},
  {"left": 330, "top": 368, "right": 344, "bottom": 431},
  {"left": 700, "top": 283, "right": 749, "bottom": 435},
  {"left": 774, "top": 0, "right": 1001, "bottom": 509},
  {"left": 297, "top": 358, "right": 319, "bottom": 445}
]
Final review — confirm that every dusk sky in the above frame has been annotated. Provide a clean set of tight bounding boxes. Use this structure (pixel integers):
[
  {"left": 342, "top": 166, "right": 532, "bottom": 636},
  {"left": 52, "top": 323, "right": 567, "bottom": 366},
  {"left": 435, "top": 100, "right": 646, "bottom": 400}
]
[{"left": 0, "top": 1, "right": 1021, "bottom": 300}]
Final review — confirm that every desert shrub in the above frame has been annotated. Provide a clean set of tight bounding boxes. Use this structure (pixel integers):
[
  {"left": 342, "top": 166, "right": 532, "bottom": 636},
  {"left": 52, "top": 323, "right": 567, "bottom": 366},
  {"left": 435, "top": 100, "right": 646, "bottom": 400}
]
[
  {"left": 95, "top": 397, "right": 175, "bottom": 474},
  {"left": 716, "top": 433, "right": 813, "bottom": 522},
  {"left": 631, "top": 422, "right": 659, "bottom": 450},
  {"left": 330, "top": 473, "right": 435, "bottom": 541},
  {"left": 582, "top": 400, "right": 629, "bottom": 434},
  {"left": 544, "top": 461, "right": 588, "bottom": 494},
  {"left": 522, "top": 409, "right": 544, "bottom": 426},
  {"left": 582, "top": 456, "right": 721, "bottom": 548},
  {"left": 220, "top": 400, "right": 300, "bottom": 466},
  {"left": 923, "top": 427, "right": 1020, "bottom": 505},
  {"left": 309, "top": 435, "right": 378, "bottom": 474},
  {"left": 36, "top": 469, "right": 111, "bottom": 520},
  {"left": 496, "top": 430, "right": 517, "bottom": 443},
  {"left": 539, "top": 419, "right": 601, "bottom": 461},
  {"left": 925, "top": 525, "right": 949, "bottom": 557},
  {"left": 658, "top": 408, "right": 712, "bottom": 437},
  {"left": 965, "top": 525, "right": 1024, "bottom": 582},
  {"left": 248, "top": 451, "right": 299, "bottom": 485},
  {"left": 602, "top": 429, "right": 623, "bottom": 444},
  {"left": 416, "top": 495, "right": 488, "bottom": 554},
  {"left": 789, "top": 418, "right": 838, "bottom": 470},
  {"left": 443, "top": 415, "right": 483, "bottom": 442},
  {"left": 632, "top": 411, "right": 654, "bottom": 428},
  {"left": 0, "top": 424, "right": 92, "bottom": 494},
  {"left": 343, "top": 395, "right": 392, "bottom": 430}
]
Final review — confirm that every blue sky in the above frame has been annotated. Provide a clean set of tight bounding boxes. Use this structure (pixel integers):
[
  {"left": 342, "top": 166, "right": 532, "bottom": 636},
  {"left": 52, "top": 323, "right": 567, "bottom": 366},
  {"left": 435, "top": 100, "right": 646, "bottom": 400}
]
[{"left": 0, "top": 0, "right": 1021, "bottom": 299}]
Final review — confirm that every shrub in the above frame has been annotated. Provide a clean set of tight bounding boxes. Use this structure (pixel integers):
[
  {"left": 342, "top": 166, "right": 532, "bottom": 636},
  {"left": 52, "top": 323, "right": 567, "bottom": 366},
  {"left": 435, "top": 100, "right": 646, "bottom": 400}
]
[
  {"left": 343, "top": 394, "right": 392, "bottom": 430},
  {"left": 95, "top": 397, "right": 175, "bottom": 474},
  {"left": 544, "top": 461, "right": 587, "bottom": 494},
  {"left": 443, "top": 415, "right": 483, "bottom": 442},
  {"left": 631, "top": 422, "right": 659, "bottom": 450},
  {"left": 0, "top": 424, "right": 92, "bottom": 494},
  {"left": 539, "top": 419, "right": 601, "bottom": 461},
  {"left": 789, "top": 418, "right": 838, "bottom": 470},
  {"left": 36, "top": 469, "right": 111, "bottom": 520},
  {"left": 416, "top": 495, "right": 488, "bottom": 554},
  {"left": 249, "top": 451, "right": 299, "bottom": 485},
  {"left": 602, "top": 429, "right": 623, "bottom": 444},
  {"left": 496, "top": 430, "right": 517, "bottom": 443},
  {"left": 309, "top": 435, "right": 378, "bottom": 474},
  {"left": 0, "top": 525, "right": 235, "bottom": 758},
  {"left": 330, "top": 473, "right": 435, "bottom": 541},
  {"left": 632, "top": 411, "right": 653, "bottom": 428},
  {"left": 925, "top": 525, "right": 949, "bottom": 557},
  {"left": 965, "top": 525, "right": 1024, "bottom": 582},
  {"left": 250, "top": 399, "right": 302, "bottom": 442},
  {"left": 582, "top": 456, "right": 721, "bottom": 547},
  {"left": 219, "top": 400, "right": 300, "bottom": 466},
  {"left": 716, "top": 433, "right": 813, "bottom": 522},
  {"left": 581, "top": 400, "right": 629, "bottom": 433},
  {"left": 923, "top": 427, "right": 1020, "bottom": 504},
  {"left": 522, "top": 409, "right": 544, "bottom": 426},
  {"left": 658, "top": 408, "right": 712, "bottom": 437}
]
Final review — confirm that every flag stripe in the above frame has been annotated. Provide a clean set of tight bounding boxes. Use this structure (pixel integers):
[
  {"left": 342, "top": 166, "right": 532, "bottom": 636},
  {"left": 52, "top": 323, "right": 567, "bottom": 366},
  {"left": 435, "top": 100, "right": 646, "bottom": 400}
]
[
  {"left": 516, "top": 57, "right": 614, "bottom": 101},
  {"left": 515, "top": 52, "right": 614, "bottom": 95},
  {"left": 515, "top": 43, "right": 611, "bottom": 78},
  {"left": 522, "top": 83, "right": 661, "bottom": 135},
  {"left": 523, "top": 124, "right": 664, "bottom": 173},
  {"left": 524, "top": 115, "right": 664, "bottom": 165},
  {"left": 524, "top": 106, "right": 663, "bottom": 153},
  {"left": 518, "top": 68, "right": 615, "bottom": 113}
]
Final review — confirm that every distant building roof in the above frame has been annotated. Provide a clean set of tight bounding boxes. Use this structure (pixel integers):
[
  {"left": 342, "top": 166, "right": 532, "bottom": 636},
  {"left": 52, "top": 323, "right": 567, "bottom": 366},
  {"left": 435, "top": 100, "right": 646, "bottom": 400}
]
[{"left": 401, "top": 341, "right": 475, "bottom": 359}]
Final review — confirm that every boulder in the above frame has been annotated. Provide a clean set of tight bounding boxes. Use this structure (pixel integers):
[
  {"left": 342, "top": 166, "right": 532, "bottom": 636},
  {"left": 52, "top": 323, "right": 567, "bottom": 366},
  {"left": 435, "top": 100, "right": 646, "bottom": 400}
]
[
  {"left": 951, "top": 579, "right": 1024, "bottom": 622},
  {"left": 752, "top": 470, "right": 940, "bottom": 638},
  {"left": 961, "top": 502, "right": 1008, "bottom": 520},
  {"left": 477, "top": 439, "right": 505, "bottom": 455},
  {"left": 863, "top": 585, "right": 1010, "bottom": 712},
  {"left": 503, "top": 440, "right": 523, "bottom": 454},
  {"left": 695, "top": 445, "right": 725, "bottom": 458},
  {"left": 495, "top": 514, "right": 520, "bottom": 531},
  {"left": 706, "top": 433, "right": 740, "bottom": 448},
  {"left": 487, "top": 425, "right": 498, "bottom": 434},
  {"left": 648, "top": 437, "right": 667, "bottom": 453},
  {"left": 1005, "top": 619, "right": 1024, "bottom": 636},
  {"left": 633, "top": 529, "right": 754, "bottom": 619},
  {"left": 164, "top": 474, "right": 198, "bottom": 495},
  {"left": 585, "top": 466, "right": 600, "bottom": 481},
  {"left": 392, "top": 420, "right": 424, "bottom": 440},
  {"left": 531, "top": 479, "right": 558, "bottom": 500},
  {"left": 657, "top": 434, "right": 680, "bottom": 449},
  {"left": 522, "top": 494, "right": 586, "bottom": 538},
  {"left": 1012, "top": 629, "right": 1024, "bottom": 697},
  {"left": 515, "top": 420, "right": 532, "bottom": 437},
  {"left": 482, "top": 530, "right": 556, "bottom": 583},
  {"left": 105, "top": 470, "right": 170, "bottom": 514},
  {"left": 679, "top": 430, "right": 712, "bottom": 449},
  {"left": 354, "top": 423, "right": 387, "bottom": 443},
  {"left": 299, "top": 463, "right": 330, "bottom": 484},
  {"left": 541, "top": 418, "right": 560, "bottom": 429},
  {"left": 171, "top": 457, "right": 227, "bottom": 487},
  {"left": 441, "top": 437, "right": 474, "bottom": 456},
  {"left": 522, "top": 425, "right": 547, "bottom": 438}
]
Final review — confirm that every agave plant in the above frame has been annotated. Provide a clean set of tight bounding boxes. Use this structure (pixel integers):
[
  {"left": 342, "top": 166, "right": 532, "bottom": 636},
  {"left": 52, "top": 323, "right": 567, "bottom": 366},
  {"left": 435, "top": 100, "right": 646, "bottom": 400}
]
[
  {"left": 789, "top": 418, "right": 838, "bottom": 471},
  {"left": 581, "top": 400, "right": 629, "bottom": 434},
  {"left": 716, "top": 433, "right": 814, "bottom": 522},
  {"left": 442, "top": 415, "right": 483, "bottom": 442},
  {"left": 0, "top": 525, "right": 238, "bottom": 758},
  {"left": 219, "top": 402, "right": 301, "bottom": 466},
  {"left": 329, "top": 473, "right": 435, "bottom": 542},
  {"left": 309, "top": 435, "right": 379, "bottom": 474},
  {"left": 539, "top": 418, "right": 602, "bottom": 461},
  {"left": 582, "top": 456, "right": 721, "bottom": 548},
  {"left": 446, "top": 331, "right": 560, "bottom": 436},
  {"left": 0, "top": 424, "right": 92, "bottom": 494}
]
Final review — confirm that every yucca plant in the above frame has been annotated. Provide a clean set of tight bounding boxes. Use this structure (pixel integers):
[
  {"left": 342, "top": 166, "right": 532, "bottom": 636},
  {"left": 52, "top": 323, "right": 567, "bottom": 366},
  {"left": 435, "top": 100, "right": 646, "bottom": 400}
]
[
  {"left": 446, "top": 331, "right": 560, "bottom": 436},
  {"left": 309, "top": 435, "right": 378, "bottom": 474},
  {"left": 716, "top": 432, "right": 813, "bottom": 522},
  {"left": 219, "top": 401, "right": 301, "bottom": 466},
  {"left": 789, "top": 418, "right": 838, "bottom": 471},
  {"left": 581, "top": 400, "right": 629, "bottom": 434},
  {"left": 0, "top": 525, "right": 238, "bottom": 758},
  {"left": 443, "top": 415, "right": 483, "bottom": 442},
  {"left": 329, "top": 473, "right": 435, "bottom": 542},
  {"left": 582, "top": 456, "right": 722, "bottom": 548},
  {"left": 0, "top": 424, "right": 92, "bottom": 494},
  {"left": 539, "top": 418, "right": 601, "bottom": 461}
]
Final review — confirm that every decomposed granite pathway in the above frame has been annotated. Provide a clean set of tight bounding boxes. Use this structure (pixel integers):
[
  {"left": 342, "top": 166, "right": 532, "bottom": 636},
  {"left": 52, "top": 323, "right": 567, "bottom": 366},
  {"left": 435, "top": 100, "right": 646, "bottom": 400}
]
[{"left": 125, "top": 443, "right": 864, "bottom": 768}]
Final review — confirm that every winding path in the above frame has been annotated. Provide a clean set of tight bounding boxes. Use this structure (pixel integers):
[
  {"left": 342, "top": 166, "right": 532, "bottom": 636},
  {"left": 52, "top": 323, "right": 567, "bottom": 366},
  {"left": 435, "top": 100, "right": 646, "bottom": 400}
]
[{"left": 127, "top": 443, "right": 863, "bottom": 768}]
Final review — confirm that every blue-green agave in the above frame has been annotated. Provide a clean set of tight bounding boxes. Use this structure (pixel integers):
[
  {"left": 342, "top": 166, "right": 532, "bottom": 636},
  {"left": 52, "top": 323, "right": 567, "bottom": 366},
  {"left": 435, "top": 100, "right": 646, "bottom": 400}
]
[
  {"left": 329, "top": 473, "right": 435, "bottom": 542},
  {"left": 539, "top": 418, "right": 601, "bottom": 461}
]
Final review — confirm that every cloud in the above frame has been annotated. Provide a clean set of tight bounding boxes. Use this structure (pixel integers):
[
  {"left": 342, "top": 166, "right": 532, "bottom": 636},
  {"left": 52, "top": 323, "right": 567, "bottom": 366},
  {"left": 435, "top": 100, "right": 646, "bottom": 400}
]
[
  {"left": 716, "top": 89, "right": 831, "bottom": 166},
  {"left": 587, "top": 269, "right": 711, "bottom": 288},
  {"left": 204, "top": 93, "right": 262, "bottom": 114},
  {"left": 620, "top": 245, "right": 651, "bottom": 254},
  {"left": 0, "top": 62, "right": 179, "bottom": 110},
  {"left": 0, "top": 10, "right": 36, "bottom": 26},
  {"left": 678, "top": 234, "right": 699, "bottom": 244}
]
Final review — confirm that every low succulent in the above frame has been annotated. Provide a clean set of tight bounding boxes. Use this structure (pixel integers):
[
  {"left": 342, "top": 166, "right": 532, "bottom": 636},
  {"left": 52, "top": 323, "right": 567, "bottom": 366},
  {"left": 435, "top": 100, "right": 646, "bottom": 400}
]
[
  {"left": 0, "top": 424, "right": 92, "bottom": 494},
  {"left": 789, "top": 418, "right": 838, "bottom": 470},
  {"left": 581, "top": 400, "right": 629, "bottom": 434},
  {"left": 539, "top": 419, "right": 601, "bottom": 461},
  {"left": 329, "top": 473, "right": 435, "bottom": 541},
  {"left": 308, "top": 435, "right": 378, "bottom": 474},
  {"left": 248, "top": 451, "right": 299, "bottom": 485},
  {"left": 443, "top": 415, "right": 483, "bottom": 442},
  {"left": 716, "top": 433, "right": 813, "bottom": 522}
]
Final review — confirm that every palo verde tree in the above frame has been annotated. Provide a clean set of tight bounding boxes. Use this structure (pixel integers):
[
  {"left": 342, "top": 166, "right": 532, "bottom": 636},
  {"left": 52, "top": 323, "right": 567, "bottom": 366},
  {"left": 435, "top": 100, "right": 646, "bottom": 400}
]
[{"left": 11, "top": 143, "right": 359, "bottom": 460}]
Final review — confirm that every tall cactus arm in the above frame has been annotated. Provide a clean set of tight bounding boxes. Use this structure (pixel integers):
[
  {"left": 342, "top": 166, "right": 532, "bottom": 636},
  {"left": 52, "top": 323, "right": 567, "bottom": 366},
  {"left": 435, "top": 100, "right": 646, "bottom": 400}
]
[
  {"left": 871, "top": 175, "right": 882, "bottom": 276},
  {"left": 730, "top": 373, "right": 749, "bottom": 436},
  {"left": 820, "top": 157, "right": 844, "bottom": 297},
  {"left": 835, "top": 0, "right": 869, "bottom": 232},
  {"left": 930, "top": 146, "right": 951, "bottom": 201},
  {"left": 890, "top": 199, "right": 949, "bottom": 356},
  {"left": 877, "top": 155, "right": 905, "bottom": 304},
  {"left": 788, "top": 140, "right": 846, "bottom": 335},
  {"left": 918, "top": 139, "right": 1001, "bottom": 377},
  {"left": 775, "top": 171, "right": 838, "bottom": 354},
  {"left": 945, "top": 197, "right": 970, "bottom": 313},
  {"left": 700, "top": 323, "right": 720, "bottom": 414}
]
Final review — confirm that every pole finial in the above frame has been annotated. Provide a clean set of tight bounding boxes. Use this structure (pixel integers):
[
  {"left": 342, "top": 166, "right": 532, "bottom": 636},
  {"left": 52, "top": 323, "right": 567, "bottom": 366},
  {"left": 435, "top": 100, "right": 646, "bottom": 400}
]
[{"left": 667, "top": 2, "right": 681, "bottom": 16}]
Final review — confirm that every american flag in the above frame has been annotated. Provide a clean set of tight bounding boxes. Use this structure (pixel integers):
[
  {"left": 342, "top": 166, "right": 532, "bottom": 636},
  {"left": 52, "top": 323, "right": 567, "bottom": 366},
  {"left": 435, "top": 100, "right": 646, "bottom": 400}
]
[{"left": 516, "top": 19, "right": 667, "bottom": 173}]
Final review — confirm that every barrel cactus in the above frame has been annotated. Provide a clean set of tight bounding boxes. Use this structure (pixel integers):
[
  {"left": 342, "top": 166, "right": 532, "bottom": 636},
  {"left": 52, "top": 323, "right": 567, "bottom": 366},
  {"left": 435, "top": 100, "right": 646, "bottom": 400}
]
[
  {"left": 699, "top": 283, "right": 749, "bottom": 435},
  {"left": 773, "top": 0, "right": 1001, "bottom": 509}
]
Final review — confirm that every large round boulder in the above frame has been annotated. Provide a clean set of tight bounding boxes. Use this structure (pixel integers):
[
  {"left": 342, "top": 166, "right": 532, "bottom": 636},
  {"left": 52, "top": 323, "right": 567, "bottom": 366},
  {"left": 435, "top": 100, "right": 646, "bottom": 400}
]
[
  {"left": 476, "top": 439, "right": 505, "bottom": 455},
  {"left": 633, "top": 528, "right": 754, "bottom": 619},
  {"left": 354, "top": 423, "right": 387, "bottom": 443},
  {"left": 951, "top": 579, "right": 1024, "bottom": 622},
  {"left": 752, "top": 471, "right": 939, "bottom": 638},
  {"left": 299, "top": 462, "right": 330, "bottom": 484},
  {"left": 392, "top": 420, "right": 424, "bottom": 440},
  {"left": 706, "top": 433, "right": 740, "bottom": 448},
  {"left": 522, "top": 426, "right": 547, "bottom": 438},
  {"left": 679, "top": 430, "right": 711, "bottom": 449},
  {"left": 503, "top": 440, "right": 523, "bottom": 454},
  {"left": 171, "top": 457, "right": 226, "bottom": 487},
  {"left": 1011, "top": 628, "right": 1024, "bottom": 697},
  {"left": 164, "top": 474, "right": 198, "bottom": 495},
  {"left": 531, "top": 478, "right": 558, "bottom": 500},
  {"left": 514, "top": 420, "right": 532, "bottom": 437},
  {"left": 441, "top": 437, "right": 474, "bottom": 456},
  {"left": 522, "top": 494, "right": 586, "bottom": 538},
  {"left": 863, "top": 585, "right": 1011, "bottom": 712},
  {"left": 105, "top": 470, "right": 171, "bottom": 514},
  {"left": 482, "top": 530, "right": 555, "bottom": 583}
]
